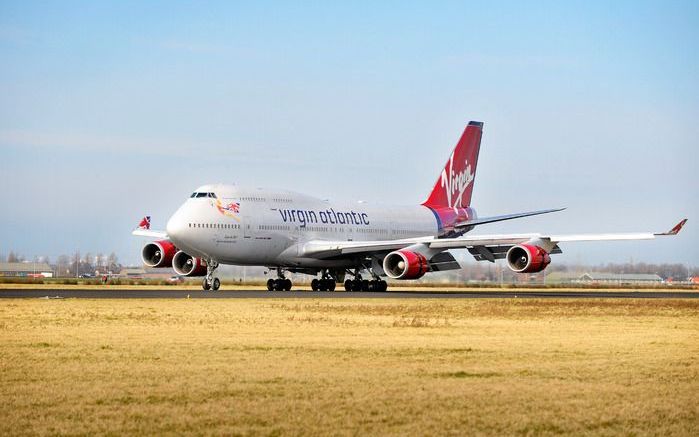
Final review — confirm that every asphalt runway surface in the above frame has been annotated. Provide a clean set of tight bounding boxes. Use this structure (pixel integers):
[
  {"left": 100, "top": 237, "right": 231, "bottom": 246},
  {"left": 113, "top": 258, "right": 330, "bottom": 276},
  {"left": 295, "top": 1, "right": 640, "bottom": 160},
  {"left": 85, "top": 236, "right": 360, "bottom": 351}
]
[{"left": 1, "top": 289, "right": 697, "bottom": 299}]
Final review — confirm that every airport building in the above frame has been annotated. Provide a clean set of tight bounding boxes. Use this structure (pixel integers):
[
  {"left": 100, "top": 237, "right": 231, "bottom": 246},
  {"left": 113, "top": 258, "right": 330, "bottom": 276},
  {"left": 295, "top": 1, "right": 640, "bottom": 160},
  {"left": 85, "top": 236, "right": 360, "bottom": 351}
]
[
  {"left": 576, "top": 272, "right": 663, "bottom": 285},
  {"left": 0, "top": 262, "right": 54, "bottom": 278},
  {"left": 543, "top": 271, "right": 665, "bottom": 285}
]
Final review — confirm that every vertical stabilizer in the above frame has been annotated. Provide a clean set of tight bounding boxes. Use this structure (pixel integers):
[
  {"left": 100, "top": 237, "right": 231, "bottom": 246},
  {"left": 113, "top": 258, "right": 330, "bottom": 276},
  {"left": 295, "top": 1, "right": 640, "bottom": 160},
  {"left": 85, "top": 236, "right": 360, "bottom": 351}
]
[{"left": 422, "top": 121, "right": 483, "bottom": 209}]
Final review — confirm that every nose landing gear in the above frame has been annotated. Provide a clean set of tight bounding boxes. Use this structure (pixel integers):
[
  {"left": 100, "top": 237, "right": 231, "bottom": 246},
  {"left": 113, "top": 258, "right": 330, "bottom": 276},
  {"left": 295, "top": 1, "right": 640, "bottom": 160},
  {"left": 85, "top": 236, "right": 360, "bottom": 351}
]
[{"left": 202, "top": 260, "right": 220, "bottom": 291}]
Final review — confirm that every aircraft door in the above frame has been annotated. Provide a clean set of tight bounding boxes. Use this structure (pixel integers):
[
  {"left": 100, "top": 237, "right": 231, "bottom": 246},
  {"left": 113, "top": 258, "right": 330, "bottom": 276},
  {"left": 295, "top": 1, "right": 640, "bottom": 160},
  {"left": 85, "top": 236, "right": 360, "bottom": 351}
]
[{"left": 243, "top": 215, "right": 252, "bottom": 239}]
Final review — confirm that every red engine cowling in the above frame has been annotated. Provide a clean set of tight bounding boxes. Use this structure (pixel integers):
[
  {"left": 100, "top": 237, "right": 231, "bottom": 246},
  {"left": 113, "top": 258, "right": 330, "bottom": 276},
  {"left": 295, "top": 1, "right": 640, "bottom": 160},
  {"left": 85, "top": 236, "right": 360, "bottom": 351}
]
[
  {"left": 141, "top": 240, "right": 177, "bottom": 268},
  {"left": 506, "top": 244, "right": 551, "bottom": 273},
  {"left": 172, "top": 250, "right": 207, "bottom": 277},
  {"left": 383, "top": 250, "right": 429, "bottom": 280}
]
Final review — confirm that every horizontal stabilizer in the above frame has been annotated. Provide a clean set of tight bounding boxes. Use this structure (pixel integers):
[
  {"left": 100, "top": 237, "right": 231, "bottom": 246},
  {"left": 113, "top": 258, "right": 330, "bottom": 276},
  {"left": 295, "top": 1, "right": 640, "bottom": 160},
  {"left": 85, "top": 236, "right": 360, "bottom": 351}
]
[{"left": 455, "top": 208, "right": 565, "bottom": 228}]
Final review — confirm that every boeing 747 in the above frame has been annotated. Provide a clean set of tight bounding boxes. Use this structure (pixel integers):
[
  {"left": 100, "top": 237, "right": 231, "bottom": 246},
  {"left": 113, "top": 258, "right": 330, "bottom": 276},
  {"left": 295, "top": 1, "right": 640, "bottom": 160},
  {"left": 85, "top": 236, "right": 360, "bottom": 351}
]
[{"left": 133, "top": 122, "right": 686, "bottom": 291}]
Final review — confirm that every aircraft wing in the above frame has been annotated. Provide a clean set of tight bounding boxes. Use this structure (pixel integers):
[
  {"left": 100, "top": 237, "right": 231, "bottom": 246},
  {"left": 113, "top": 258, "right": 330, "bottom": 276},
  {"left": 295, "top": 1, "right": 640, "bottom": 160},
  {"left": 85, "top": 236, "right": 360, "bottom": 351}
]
[
  {"left": 301, "top": 219, "right": 687, "bottom": 261},
  {"left": 131, "top": 216, "right": 168, "bottom": 239},
  {"left": 132, "top": 229, "right": 168, "bottom": 239}
]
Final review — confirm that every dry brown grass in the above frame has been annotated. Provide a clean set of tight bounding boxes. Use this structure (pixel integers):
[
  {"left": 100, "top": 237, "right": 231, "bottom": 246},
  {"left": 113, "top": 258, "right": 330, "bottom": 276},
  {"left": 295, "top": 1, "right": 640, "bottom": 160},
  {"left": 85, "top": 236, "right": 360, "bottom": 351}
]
[{"left": 1, "top": 298, "right": 697, "bottom": 435}]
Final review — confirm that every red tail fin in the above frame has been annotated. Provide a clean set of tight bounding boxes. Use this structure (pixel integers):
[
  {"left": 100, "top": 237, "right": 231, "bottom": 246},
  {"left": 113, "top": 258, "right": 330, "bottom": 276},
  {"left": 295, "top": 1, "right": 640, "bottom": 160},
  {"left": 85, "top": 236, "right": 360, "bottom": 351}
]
[{"left": 422, "top": 121, "right": 483, "bottom": 209}]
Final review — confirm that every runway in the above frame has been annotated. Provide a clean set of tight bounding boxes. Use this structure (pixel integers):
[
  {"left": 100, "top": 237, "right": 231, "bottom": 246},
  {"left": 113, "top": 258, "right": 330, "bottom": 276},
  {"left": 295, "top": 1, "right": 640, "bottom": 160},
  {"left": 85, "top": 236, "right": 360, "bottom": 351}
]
[{"left": 1, "top": 289, "right": 697, "bottom": 299}]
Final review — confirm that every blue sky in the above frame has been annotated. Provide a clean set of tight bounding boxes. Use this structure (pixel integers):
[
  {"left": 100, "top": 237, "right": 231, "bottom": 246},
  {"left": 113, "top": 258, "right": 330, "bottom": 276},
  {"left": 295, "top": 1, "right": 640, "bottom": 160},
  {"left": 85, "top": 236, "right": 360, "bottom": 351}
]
[{"left": 0, "top": 1, "right": 697, "bottom": 266}]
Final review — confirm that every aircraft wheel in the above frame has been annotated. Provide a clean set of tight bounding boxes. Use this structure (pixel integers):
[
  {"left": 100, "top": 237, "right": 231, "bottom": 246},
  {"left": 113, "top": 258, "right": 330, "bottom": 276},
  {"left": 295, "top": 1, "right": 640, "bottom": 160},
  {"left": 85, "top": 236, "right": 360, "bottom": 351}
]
[
  {"left": 361, "top": 280, "right": 370, "bottom": 292},
  {"left": 202, "top": 279, "right": 211, "bottom": 291},
  {"left": 212, "top": 278, "right": 220, "bottom": 291},
  {"left": 267, "top": 279, "right": 275, "bottom": 291},
  {"left": 344, "top": 280, "right": 352, "bottom": 291},
  {"left": 328, "top": 281, "right": 336, "bottom": 292},
  {"left": 351, "top": 280, "right": 362, "bottom": 292},
  {"left": 379, "top": 280, "right": 388, "bottom": 292},
  {"left": 284, "top": 279, "right": 292, "bottom": 291},
  {"left": 311, "top": 279, "right": 319, "bottom": 291}
]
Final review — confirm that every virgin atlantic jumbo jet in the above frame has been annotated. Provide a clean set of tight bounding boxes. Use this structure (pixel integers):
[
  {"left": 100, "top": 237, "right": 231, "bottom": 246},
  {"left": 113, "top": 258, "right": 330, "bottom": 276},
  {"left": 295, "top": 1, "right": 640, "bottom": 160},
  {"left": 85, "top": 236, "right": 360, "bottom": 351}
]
[{"left": 133, "top": 121, "right": 686, "bottom": 291}]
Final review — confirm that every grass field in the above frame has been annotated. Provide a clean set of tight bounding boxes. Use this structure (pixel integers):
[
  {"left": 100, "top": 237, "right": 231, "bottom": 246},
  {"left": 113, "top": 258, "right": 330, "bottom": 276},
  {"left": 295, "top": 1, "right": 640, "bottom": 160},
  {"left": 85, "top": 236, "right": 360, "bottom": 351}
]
[{"left": 1, "top": 298, "right": 697, "bottom": 435}]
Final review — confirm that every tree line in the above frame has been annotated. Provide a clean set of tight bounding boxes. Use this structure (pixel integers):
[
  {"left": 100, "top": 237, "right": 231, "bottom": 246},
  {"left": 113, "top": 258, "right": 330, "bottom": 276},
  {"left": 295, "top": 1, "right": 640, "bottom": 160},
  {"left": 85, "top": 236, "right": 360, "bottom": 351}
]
[{"left": 0, "top": 251, "right": 122, "bottom": 277}]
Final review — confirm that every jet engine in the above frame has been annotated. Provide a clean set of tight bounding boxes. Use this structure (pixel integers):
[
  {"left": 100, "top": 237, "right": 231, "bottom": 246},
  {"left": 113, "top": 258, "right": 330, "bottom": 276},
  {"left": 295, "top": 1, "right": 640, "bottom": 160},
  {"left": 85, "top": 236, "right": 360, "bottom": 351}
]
[
  {"left": 383, "top": 250, "right": 429, "bottom": 280},
  {"left": 141, "top": 240, "right": 177, "bottom": 268},
  {"left": 172, "top": 250, "right": 207, "bottom": 277},
  {"left": 506, "top": 244, "right": 551, "bottom": 273}
]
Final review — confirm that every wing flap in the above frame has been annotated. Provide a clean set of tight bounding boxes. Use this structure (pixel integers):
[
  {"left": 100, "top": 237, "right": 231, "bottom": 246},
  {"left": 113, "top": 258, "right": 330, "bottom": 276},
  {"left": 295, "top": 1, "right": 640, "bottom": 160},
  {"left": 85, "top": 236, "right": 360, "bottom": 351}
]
[{"left": 429, "top": 252, "right": 462, "bottom": 271}]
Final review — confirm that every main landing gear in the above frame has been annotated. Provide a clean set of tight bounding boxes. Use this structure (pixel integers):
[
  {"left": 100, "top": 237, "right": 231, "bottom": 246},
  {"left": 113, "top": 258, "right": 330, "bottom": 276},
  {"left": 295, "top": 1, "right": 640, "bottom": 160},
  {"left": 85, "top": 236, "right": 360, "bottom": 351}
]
[
  {"left": 311, "top": 270, "right": 336, "bottom": 291},
  {"left": 202, "top": 260, "right": 221, "bottom": 291},
  {"left": 343, "top": 269, "right": 388, "bottom": 292},
  {"left": 267, "top": 268, "right": 292, "bottom": 291}
]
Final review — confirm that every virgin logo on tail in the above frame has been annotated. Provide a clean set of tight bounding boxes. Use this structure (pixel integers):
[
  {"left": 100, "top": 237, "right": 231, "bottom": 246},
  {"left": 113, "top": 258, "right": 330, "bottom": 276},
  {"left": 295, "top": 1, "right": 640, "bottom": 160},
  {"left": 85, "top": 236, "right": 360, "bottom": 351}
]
[
  {"left": 423, "top": 121, "right": 482, "bottom": 210},
  {"left": 440, "top": 152, "right": 475, "bottom": 209}
]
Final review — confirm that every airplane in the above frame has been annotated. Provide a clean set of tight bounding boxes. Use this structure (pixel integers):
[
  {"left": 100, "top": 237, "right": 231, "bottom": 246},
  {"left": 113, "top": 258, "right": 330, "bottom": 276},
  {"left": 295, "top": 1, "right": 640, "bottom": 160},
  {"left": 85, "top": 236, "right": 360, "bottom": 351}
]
[{"left": 133, "top": 121, "right": 687, "bottom": 291}]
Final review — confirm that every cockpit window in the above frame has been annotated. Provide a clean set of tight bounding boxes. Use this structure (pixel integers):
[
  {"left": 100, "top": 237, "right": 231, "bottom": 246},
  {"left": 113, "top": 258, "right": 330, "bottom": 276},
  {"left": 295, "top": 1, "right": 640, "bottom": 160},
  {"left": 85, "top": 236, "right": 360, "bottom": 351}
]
[{"left": 193, "top": 192, "right": 217, "bottom": 198}]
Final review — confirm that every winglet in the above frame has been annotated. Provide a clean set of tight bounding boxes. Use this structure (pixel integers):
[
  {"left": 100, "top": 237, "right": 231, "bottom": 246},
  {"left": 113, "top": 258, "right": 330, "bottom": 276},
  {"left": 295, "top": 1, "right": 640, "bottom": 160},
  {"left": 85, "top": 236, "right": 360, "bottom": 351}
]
[
  {"left": 131, "top": 215, "right": 168, "bottom": 239},
  {"left": 655, "top": 219, "right": 688, "bottom": 236},
  {"left": 137, "top": 216, "right": 151, "bottom": 230}
]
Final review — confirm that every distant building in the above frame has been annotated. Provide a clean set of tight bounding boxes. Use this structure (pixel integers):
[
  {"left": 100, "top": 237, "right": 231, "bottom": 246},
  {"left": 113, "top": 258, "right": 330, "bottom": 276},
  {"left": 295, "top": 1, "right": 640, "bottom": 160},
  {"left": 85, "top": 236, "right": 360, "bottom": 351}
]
[
  {"left": 0, "top": 262, "right": 54, "bottom": 278},
  {"left": 542, "top": 272, "right": 581, "bottom": 284},
  {"left": 576, "top": 272, "right": 663, "bottom": 285}
]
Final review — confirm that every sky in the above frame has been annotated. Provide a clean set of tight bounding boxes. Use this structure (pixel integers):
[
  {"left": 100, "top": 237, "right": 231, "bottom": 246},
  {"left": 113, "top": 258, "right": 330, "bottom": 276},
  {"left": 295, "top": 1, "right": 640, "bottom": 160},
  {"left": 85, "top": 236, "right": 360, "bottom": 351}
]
[{"left": 0, "top": 1, "right": 697, "bottom": 267}]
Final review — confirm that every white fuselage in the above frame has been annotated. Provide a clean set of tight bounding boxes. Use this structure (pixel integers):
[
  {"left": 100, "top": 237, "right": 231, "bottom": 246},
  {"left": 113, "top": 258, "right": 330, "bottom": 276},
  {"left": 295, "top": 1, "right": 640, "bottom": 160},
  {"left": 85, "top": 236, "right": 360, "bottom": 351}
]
[{"left": 165, "top": 184, "right": 441, "bottom": 268}]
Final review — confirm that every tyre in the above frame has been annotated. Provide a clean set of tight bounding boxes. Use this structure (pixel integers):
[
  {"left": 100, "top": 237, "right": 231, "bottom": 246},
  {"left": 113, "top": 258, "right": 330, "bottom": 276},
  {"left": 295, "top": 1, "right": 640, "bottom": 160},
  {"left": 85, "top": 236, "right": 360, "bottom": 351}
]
[
  {"left": 311, "top": 279, "right": 319, "bottom": 291},
  {"left": 267, "top": 279, "right": 275, "bottom": 291},
  {"left": 344, "top": 280, "right": 352, "bottom": 291},
  {"left": 202, "top": 279, "right": 211, "bottom": 291},
  {"left": 351, "top": 280, "right": 362, "bottom": 292},
  {"left": 284, "top": 279, "right": 292, "bottom": 291},
  {"left": 212, "top": 278, "right": 220, "bottom": 291},
  {"left": 361, "top": 280, "right": 370, "bottom": 292},
  {"left": 379, "top": 280, "right": 388, "bottom": 292},
  {"left": 328, "top": 281, "right": 336, "bottom": 292}
]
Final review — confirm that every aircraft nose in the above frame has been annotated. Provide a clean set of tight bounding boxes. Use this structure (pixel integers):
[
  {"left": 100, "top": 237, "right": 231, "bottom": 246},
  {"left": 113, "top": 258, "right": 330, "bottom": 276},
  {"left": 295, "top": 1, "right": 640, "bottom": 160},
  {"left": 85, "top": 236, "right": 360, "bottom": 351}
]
[{"left": 166, "top": 209, "right": 188, "bottom": 244}]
